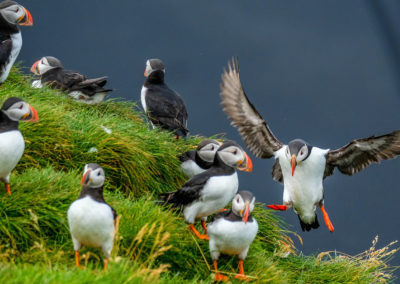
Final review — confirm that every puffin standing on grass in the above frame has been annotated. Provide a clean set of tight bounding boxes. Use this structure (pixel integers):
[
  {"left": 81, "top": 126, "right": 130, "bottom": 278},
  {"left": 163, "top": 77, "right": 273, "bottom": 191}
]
[
  {"left": 0, "top": 97, "right": 38, "bottom": 195},
  {"left": 30, "top": 56, "right": 112, "bottom": 104},
  {"left": 67, "top": 164, "right": 118, "bottom": 270},
  {"left": 208, "top": 191, "right": 258, "bottom": 281},
  {"left": 160, "top": 141, "right": 253, "bottom": 240},
  {"left": 0, "top": 0, "right": 33, "bottom": 83},
  {"left": 220, "top": 58, "right": 400, "bottom": 232},
  {"left": 179, "top": 139, "right": 221, "bottom": 177},
  {"left": 141, "top": 58, "right": 188, "bottom": 138}
]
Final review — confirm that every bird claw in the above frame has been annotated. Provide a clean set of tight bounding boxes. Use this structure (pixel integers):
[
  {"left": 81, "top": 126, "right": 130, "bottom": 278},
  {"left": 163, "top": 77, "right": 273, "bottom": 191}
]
[
  {"left": 198, "top": 234, "right": 210, "bottom": 240},
  {"left": 214, "top": 273, "right": 229, "bottom": 282},
  {"left": 267, "top": 204, "right": 288, "bottom": 211},
  {"left": 235, "top": 274, "right": 249, "bottom": 281}
]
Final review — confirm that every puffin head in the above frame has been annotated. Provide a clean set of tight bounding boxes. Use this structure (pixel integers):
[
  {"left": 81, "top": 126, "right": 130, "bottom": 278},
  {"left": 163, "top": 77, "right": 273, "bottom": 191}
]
[
  {"left": 196, "top": 139, "right": 222, "bottom": 163},
  {"left": 1, "top": 97, "right": 38, "bottom": 122},
  {"left": 216, "top": 140, "right": 253, "bottom": 172},
  {"left": 285, "top": 139, "right": 312, "bottom": 176},
  {"left": 232, "top": 191, "right": 256, "bottom": 223},
  {"left": 81, "top": 163, "right": 105, "bottom": 188},
  {"left": 0, "top": 1, "right": 32, "bottom": 27},
  {"left": 30, "top": 56, "right": 63, "bottom": 76},
  {"left": 144, "top": 58, "right": 165, "bottom": 77}
]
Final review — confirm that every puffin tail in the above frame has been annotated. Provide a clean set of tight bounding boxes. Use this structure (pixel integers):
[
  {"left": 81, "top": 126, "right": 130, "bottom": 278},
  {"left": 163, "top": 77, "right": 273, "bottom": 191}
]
[
  {"left": 298, "top": 214, "right": 320, "bottom": 232},
  {"left": 157, "top": 191, "right": 178, "bottom": 208}
]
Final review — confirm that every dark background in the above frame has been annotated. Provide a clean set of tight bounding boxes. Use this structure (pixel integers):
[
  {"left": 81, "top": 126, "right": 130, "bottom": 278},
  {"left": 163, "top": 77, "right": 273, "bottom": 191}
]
[{"left": 16, "top": 0, "right": 400, "bottom": 269}]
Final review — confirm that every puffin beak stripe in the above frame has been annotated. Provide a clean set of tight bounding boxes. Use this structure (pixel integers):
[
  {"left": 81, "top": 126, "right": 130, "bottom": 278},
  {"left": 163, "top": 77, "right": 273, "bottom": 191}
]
[
  {"left": 30, "top": 60, "right": 40, "bottom": 75},
  {"left": 243, "top": 203, "right": 250, "bottom": 223},
  {"left": 291, "top": 155, "right": 297, "bottom": 176},
  {"left": 19, "top": 7, "right": 33, "bottom": 26},
  {"left": 237, "top": 152, "right": 253, "bottom": 172},
  {"left": 81, "top": 170, "right": 91, "bottom": 185}
]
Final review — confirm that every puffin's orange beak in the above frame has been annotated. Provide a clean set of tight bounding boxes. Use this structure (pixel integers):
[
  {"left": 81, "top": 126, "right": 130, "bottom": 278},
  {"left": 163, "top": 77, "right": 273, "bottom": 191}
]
[
  {"left": 27, "top": 105, "right": 39, "bottom": 122},
  {"left": 237, "top": 152, "right": 253, "bottom": 172},
  {"left": 144, "top": 69, "right": 148, "bottom": 77},
  {"left": 19, "top": 7, "right": 33, "bottom": 26},
  {"left": 30, "top": 60, "right": 40, "bottom": 75},
  {"left": 242, "top": 203, "right": 250, "bottom": 223},
  {"left": 291, "top": 155, "right": 297, "bottom": 176},
  {"left": 81, "top": 170, "right": 91, "bottom": 185}
]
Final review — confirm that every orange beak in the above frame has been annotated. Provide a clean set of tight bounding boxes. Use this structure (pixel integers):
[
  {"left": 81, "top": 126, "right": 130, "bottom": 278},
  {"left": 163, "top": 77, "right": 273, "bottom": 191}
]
[
  {"left": 19, "top": 7, "right": 33, "bottom": 26},
  {"left": 242, "top": 203, "right": 250, "bottom": 223},
  {"left": 291, "top": 155, "right": 297, "bottom": 176},
  {"left": 30, "top": 60, "right": 40, "bottom": 75},
  {"left": 81, "top": 170, "right": 91, "bottom": 186},
  {"left": 237, "top": 152, "right": 253, "bottom": 172},
  {"left": 144, "top": 69, "right": 148, "bottom": 77},
  {"left": 22, "top": 105, "right": 39, "bottom": 122}
]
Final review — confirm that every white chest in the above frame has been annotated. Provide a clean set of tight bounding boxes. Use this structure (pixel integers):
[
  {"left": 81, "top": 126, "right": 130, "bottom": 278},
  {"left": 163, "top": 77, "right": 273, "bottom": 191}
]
[
  {"left": 0, "top": 32, "right": 22, "bottom": 83},
  {"left": 68, "top": 91, "right": 106, "bottom": 104},
  {"left": 31, "top": 80, "right": 43, "bottom": 88},
  {"left": 140, "top": 86, "right": 147, "bottom": 112},
  {"left": 0, "top": 130, "right": 25, "bottom": 177},
  {"left": 181, "top": 160, "right": 205, "bottom": 177}
]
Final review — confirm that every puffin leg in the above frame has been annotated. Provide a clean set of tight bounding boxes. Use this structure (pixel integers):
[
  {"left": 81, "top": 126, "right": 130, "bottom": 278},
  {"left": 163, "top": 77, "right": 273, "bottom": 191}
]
[
  {"left": 104, "top": 258, "right": 109, "bottom": 270},
  {"left": 267, "top": 204, "right": 288, "bottom": 211},
  {"left": 75, "top": 251, "right": 81, "bottom": 268},
  {"left": 234, "top": 259, "right": 248, "bottom": 280},
  {"left": 5, "top": 183, "right": 11, "bottom": 196},
  {"left": 320, "top": 205, "right": 334, "bottom": 232},
  {"left": 201, "top": 220, "right": 207, "bottom": 234},
  {"left": 213, "top": 260, "right": 228, "bottom": 282},
  {"left": 189, "top": 224, "right": 209, "bottom": 240}
]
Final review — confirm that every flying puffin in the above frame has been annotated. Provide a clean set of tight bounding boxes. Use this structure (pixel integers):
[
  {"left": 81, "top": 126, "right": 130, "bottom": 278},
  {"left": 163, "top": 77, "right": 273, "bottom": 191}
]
[
  {"left": 0, "top": 97, "right": 38, "bottom": 195},
  {"left": 208, "top": 191, "right": 258, "bottom": 281},
  {"left": 220, "top": 58, "right": 400, "bottom": 232},
  {"left": 67, "top": 163, "right": 118, "bottom": 270},
  {"left": 0, "top": 1, "right": 33, "bottom": 84},
  {"left": 30, "top": 56, "right": 112, "bottom": 104},
  {"left": 141, "top": 58, "right": 188, "bottom": 138},
  {"left": 179, "top": 139, "right": 222, "bottom": 178},
  {"left": 160, "top": 140, "right": 253, "bottom": 240}
]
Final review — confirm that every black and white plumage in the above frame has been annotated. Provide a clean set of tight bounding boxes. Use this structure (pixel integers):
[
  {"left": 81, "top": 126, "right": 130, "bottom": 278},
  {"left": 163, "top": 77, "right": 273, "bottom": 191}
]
[
  {"left": 160, "top": 140, "right": 252, "bottom": 240},
  {"left": 0, "top": 1, "right": 32, "bottom": 83},
  {"left": 141, "top": 58, "right": 188, "bottom": 138},
  {"left": 67, "top": 164, "right": 117, "bottom": 270},
  {"left": 179, "top": 139, "right": 221, "bottom": 177},
  {"left": 0, "top": 97, "right": 38, "bottom": 196},
  {"left": 30, "top": 56, "right": 112, "bottom": 104},
  {"left": 208, "top": 190, "right": 258, "bottom": 281},
  {"left": 220, "top": 58, "right": 400, "bottom": 232}
]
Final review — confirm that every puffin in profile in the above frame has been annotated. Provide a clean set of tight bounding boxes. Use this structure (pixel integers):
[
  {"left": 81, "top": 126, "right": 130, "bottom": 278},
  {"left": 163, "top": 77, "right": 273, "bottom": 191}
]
[
  {"left": 141, "top": 58, "right": 188, "bottom": 138},
  {"left": 220, "top": 58, "right": 400, "bottom": 232},
  {"left": 179, "top": 139, "right": 222, "bottom": 178},
  {"left": 160, "top": 140, "right": 253, "bottom": 240},
  {"left": 67, "top": 164, "right": 118, "bottom": 270},
  {"left": 0, "top": 1, "right": 33, "bottom": 83},
  {"left": 208, "top": 191, "right": 258, "bottom": 281},
  {"left": 0, "top": 97, "right": 38, "bottom": 195},
  {"left": 30, "top": 56, "right": 112, "bottom": 104}
]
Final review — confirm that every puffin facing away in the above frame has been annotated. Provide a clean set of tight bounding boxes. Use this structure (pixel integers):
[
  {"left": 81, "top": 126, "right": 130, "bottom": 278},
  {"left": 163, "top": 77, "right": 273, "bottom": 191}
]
[
  {"left": 220, "top": 58, "right": 400, "bottom": 232},
  {"left": 0, "top": 97, "right": 38, "bottom": 195},
  {"left": 0, "top": 1, "right": 33, "bottom": 83},
  {"left": 67, "top": 164, "right": 118, "bottom": 270},
  {"left": 160, "top": 140, "right": 252, "bottom": 240},
  {"left": 208, "top": 191, "right": 258, "bottom": 281},
  {"left": 179, "top": 139, "right": 222, "bottom": 178},
  {"left": 141, "top": 58, "right": 188, "bottom": 138},
  {"left": 30, "top": 56, "right": 112, "bottom": 104}
]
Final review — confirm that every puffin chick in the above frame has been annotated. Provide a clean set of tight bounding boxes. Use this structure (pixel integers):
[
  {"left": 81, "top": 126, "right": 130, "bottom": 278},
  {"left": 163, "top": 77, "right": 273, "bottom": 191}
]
[
  {"left": 67, "top": 164, "right": 118, "bottom": 270},
  {"left": 208, "top": 191, "right": 258, "bottom": 281},
  {"left": 179, "top": 139, "right": 222, "bottom": 178}
]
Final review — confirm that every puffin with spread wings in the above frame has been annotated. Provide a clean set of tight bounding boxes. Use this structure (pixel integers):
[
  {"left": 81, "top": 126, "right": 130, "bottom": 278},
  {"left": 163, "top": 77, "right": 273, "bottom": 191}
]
[{"left": 220, "top": 58, "right": 400, "bottom": 232}]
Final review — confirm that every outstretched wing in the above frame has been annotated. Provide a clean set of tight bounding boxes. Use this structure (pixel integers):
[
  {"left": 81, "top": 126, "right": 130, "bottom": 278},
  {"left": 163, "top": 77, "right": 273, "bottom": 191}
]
[
  {"left": 220, "top": 58, "right": 283, "bottom": 158},
  {"left": 324, "top": 130, "right": 400, "bottom": 178}
]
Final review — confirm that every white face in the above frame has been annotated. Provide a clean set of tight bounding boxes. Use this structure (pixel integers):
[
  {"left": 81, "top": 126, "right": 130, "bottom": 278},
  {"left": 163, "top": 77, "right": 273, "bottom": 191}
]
[
  {"left": 82, "top": 165, "right": 105, "bottom": 188},
  {"left": 197, "top": 142, "right": 220, "bottom": 162},
  {"left": 3, "top": 101, "right": 30, "bottom": 121},
  {"left": 232, "top": 193, "right": 255, "bottom": 217},
  {"left": 285, "top": 144, "right": 309, "bottom": 162},
  {"left": 36, "top": 57, "right": 56, "bottom": 75},
  {"left": 0, "top": 4, "right": 25, "bottom": 25},
  {"left": 217, "top": 145, "right": 245, "bottom": 168}
]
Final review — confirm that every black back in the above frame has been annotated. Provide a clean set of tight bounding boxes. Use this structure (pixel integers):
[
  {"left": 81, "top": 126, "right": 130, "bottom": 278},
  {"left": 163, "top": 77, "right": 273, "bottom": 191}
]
[
  {"left": 0, "top": 33, "right": 12, "bottom": 71},
  {"left": 179, "top": 149, "right": 214, "bottom": 170}
]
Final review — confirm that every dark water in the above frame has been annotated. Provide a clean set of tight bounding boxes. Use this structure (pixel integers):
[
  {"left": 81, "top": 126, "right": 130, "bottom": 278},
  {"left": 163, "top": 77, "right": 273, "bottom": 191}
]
[{"left": 16, "top": 0, "right": 400, "bottom": 270}]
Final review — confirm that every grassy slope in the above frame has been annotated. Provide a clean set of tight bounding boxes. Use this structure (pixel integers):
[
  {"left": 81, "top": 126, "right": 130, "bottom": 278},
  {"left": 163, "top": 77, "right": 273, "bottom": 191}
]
[{"left": 0, "top": 68, "right": 397, "bottom": 283}]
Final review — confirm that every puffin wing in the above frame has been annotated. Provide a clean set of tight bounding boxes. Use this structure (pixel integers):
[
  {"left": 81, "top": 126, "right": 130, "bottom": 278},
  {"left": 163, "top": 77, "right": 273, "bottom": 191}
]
[
  {"left": 272, "top": 158, "right": 283, "bottom": 183},
  {"left": 60, "top": 70, "right": 86, "bottom": 88},
  {"left": 0, "top": 38, "right": 12, "bottom": 66},
  {"left": 324, "top": 130, "right": 400, "bottom": 178},
  {"left": 220, "top": 58, "right": 283, "bottom": 158}
]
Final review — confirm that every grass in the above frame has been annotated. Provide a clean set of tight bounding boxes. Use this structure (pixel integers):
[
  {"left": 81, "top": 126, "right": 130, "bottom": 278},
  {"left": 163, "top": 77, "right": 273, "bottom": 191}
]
[{"left": 0, "top": 68, "right": 397, "bottom": 283}]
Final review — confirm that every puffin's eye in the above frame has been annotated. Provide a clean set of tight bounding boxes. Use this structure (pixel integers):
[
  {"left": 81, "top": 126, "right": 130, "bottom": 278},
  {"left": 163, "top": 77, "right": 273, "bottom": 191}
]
[
  {"left": 19, "top": 104, "right": 23, "bottom": 109},
  {"left": 300, "top": 151, "right": 303, "bottom": 155},
  {"left": 233, "top": 150, "right": 237, "bottom": 155},
  {"left": 236, "top": 198, "right": 240, "bottom": 203},
  {"left": 211, "top": 146, "right": 214, "bottom": 151},
  {"left": 97, "top": 172, "right": 101, "bottom": 176}
]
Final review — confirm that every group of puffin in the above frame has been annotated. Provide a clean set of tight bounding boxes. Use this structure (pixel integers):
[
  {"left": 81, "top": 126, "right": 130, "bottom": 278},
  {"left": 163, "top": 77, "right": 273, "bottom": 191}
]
[{"left": 0, "top": 1, "right": 399, "bottom": 281}]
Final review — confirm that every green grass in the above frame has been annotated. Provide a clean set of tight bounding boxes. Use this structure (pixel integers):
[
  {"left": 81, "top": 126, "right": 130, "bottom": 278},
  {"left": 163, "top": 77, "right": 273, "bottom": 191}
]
[{"left": 0, "top": 68, "right": 397, "bottom": 283}]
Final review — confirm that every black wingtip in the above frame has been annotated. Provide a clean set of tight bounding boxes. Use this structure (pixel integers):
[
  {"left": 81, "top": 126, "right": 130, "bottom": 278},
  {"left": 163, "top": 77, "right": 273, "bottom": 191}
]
[{"left": 298, "top": 214, "right": 320, "bottom": 232}]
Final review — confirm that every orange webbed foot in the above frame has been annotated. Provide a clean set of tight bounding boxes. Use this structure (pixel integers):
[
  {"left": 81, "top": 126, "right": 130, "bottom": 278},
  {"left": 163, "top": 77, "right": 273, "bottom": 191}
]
[
  {"left": 320, "top": 205, "right": 334, "bottom": 232},
  {"left": 267, "top": 204, "right": 288, "bottom": 211},
  {"left": 214, "top": 273, "right": 229, "bottom": 282},
  {"left": 189, "top": 224, "right": 210, "bottom": 240},
  {"left": 235, "top": 274, "right": 249, "bottom": 281}
]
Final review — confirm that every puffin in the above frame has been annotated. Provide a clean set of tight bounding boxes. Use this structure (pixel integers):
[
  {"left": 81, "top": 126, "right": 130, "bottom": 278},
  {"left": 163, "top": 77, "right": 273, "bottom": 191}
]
[
  {"left": 208, "top": 190, "right": 258, "bottom": 281},
  {"left": 30, "top": 56, "right": 112, "bottom": 104},
  {"left": 220, "top": 58, "right": 400, "bottom": 232},
  {"left": 0, "top": 1, "right": 33, "bottom": 84},
  {"left": 179, "top": 139, "right": 222, "bottom": 178},
  {"left": 160, "top": 140, "right": 253, "bottom": 240},
  {"left": 141, "top": 58, "right": 188, "bottom": 138},
  {"left": 0, "top": 97, "right": 38, "bottom": 195},
  {"left": 67, "top": 163, "right": 118, "bottom": 270}
]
